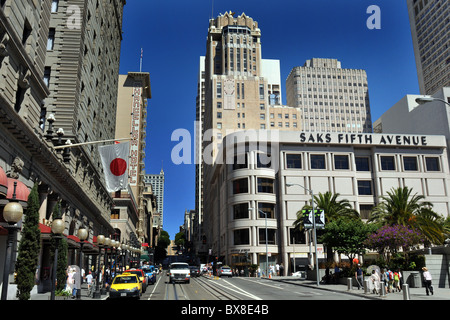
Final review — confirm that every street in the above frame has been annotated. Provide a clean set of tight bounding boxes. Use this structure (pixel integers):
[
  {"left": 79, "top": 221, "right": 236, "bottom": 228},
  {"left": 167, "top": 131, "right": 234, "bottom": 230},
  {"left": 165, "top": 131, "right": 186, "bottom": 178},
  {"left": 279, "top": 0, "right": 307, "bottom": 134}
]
[{"left": 141, "top": 272, "right": 369, "bottom": 301}]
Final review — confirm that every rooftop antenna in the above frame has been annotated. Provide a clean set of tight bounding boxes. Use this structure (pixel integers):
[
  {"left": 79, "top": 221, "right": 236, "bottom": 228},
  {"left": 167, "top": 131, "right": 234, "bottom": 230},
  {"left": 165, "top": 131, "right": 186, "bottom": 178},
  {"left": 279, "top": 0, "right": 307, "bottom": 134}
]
[
  {"left": 139, "top": 48, "right": 143, "bottom": 72},
  {"left": 211, "top": 0, "right": 214, "bottom": 19}
]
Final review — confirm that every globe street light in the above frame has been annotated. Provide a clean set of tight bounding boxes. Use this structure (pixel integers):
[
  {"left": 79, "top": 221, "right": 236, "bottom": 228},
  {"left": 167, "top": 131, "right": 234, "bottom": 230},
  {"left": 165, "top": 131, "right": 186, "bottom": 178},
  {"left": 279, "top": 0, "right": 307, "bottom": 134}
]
[
  {"left": 286, "top": 183, "right": 320, "bottom": 286},
  {"left": 1, "top": 187, "right": 23, "bottom": 300},
  {"left": 50, "top": 218, "right": 65, "bottom": 300},
  {"left": 77, "top": 227, "right": 88, "bottom": 299}
]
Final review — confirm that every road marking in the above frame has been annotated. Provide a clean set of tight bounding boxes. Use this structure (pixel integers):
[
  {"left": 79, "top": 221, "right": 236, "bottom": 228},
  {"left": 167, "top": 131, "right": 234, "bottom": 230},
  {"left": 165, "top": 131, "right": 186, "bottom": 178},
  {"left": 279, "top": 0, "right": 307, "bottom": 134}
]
[
  {"left": 148, "top": 275, "right": 162, "bottom": 300},
  {"left": 216, "top": 279, "right": 262, "bottom": 300}
]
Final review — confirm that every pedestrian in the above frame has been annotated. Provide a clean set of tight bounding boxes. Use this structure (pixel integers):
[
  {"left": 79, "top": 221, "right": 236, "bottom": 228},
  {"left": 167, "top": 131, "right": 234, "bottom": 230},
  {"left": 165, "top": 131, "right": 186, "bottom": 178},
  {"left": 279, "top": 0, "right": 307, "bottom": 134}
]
[
  {"left": 257, "top": 267, "right": 261, "bottom": 278},
  {"left": 394, "top": 270, "right": 401, "bottom": 292},
  {"left": 381, "top": 268, "right": 388, "bottom": 294},
  {"left": 279, "top": 263, "right": 284, "bottom": 277},
  {"left": 275, "top": 263, "right": 280, "bottom": 276},
  {"left": 369, "top": 270, "right": 380, "bottom": 294},
  {"left": 72, "top": 269, "right": 81, "bottom": 299},
  {"left": 66, "top": 268, "right": 74, "bottom": 294},
  {"left": 387, "top": 268, "right": 394, "bottom": 293},
  {"left": 86, "top": 271, "right": 93, "bottom": 291},
  {"left": 355, "top": 264, "right": 363, "bottom": 290},
  {"left": 422, "top": 267, "right": 433, "bottom": 295}
]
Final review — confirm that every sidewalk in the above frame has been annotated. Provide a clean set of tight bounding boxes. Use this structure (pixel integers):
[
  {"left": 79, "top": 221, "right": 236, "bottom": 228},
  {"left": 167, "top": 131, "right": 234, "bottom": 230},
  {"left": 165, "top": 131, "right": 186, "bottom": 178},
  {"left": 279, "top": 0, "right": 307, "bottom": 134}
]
[
  {"left": 30, "top": 283, "right": 108, "bottom": 300},
  {"left": 266, "top": 276, "right": 450, "bottom": 300}
]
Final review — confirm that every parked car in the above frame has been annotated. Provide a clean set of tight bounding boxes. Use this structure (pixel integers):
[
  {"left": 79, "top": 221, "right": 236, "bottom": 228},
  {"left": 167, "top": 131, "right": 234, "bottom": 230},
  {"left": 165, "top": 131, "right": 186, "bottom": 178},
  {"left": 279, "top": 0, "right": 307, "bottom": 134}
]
[
  {"left": 142, "top": 265, "right": 156, "bottom": 285},
  {"left": 109, "top": 272, "right": 141, "bottom": 299},
  {"left": 189, "top": 265, "right": 200, "bottom": 277},
  {"left": 124, "top": 269, "right": 147, "bottom": 293},
  {"left": 218, "top": 266, "right": 233, "bottom": 277}
]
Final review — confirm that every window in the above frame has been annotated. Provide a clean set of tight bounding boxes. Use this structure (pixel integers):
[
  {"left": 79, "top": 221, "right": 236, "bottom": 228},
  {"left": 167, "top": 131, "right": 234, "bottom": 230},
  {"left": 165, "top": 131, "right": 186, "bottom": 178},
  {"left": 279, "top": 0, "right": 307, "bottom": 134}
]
[
  {"left": 290, "top": 228, "right": 305, "bottom": 244},
  {"left": 357, "top": 181, "right": 372, "bottom": 195},
  {"left": 310, "top": 154, "right": 326, "bottom": 169},
  {"left": 233, "top": 203, "right": 249, "bottom": 219},
  {"left": 286, "top": 154, "right": 302, "bottom": 169},
  {"left": 51, "top": 0, "right": 59, "bottom": 12},
  {"left": 217, "top": 112, "right": 222, "bottom": 119},
  {"left": 22, "top": 19, "right": 32, "bottom": 46},
  {"left": 355, "top": 157, "right": 370, "bottom": 171},
  {"left": 259, "top": 84, "right": 264, "bottom": 100},
  {"left": 334, "top": 155, "right": 349, "bottom": 170},
  {"left": 258, "top": 202, "right": 275, "bottom": 219},
  {"left": 257, "top": 153, "right": 271, "bottom": 168},
  {"left": 403, "top": 156, "right": 418, "bottom": 171},
  {"left": 425, "top": 157, "right": 440, "bottom": 171},
  {"left": 380, "top": 156, "right": 395, "bottom": 170},
  {"left": 234, "top": 229, "right": 249, "bottom": 245},
  {"left": 233, "top": 154, "right": 247, "bottom": 170},
  {"left": 259, "top": 228, "right": 276, "bottom": 245},
  {"left": 43, "top": 67, "right": 51, "bottom": 87},
  {"left": 111, "top": 209, "right": 120, "bottom": 220},
  {"left": 257, "top": 178, "right": 274, "bottom": 193},
  {"left": 217, "top": 82, "right": 222, "bottom": 98},
  {"left": 47, "top": 28, "right": 55, "bottom": 50},
  {"left": 359, "top": 205, "right": 373, "bottom": 220},
  {"left": 233, "top": 178, "right": 248, "bottom": 194}
]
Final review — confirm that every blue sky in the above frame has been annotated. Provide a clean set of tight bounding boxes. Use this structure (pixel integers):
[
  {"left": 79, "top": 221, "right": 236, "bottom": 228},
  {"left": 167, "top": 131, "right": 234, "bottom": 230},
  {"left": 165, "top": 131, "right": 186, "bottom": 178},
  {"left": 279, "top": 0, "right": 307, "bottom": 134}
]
[{"left": 118, "top": 0, "right": 419, "bottom": 240}]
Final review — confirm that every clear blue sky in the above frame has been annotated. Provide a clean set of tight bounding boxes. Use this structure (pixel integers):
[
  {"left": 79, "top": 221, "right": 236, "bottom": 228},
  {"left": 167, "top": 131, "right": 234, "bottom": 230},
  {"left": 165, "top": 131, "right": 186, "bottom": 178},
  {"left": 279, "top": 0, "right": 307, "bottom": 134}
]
[{"left": 118, "top": 0, "right": 419, "bottom": 240}]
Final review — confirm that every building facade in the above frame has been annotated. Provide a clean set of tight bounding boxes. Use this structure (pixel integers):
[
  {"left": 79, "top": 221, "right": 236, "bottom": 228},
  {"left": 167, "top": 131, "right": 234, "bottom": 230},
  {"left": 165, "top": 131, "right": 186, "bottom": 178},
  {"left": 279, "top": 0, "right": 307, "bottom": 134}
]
[
  {"left": 203, "top": 130, "right": 450, "bottom": 272},
  {"left": 115, "top": 72, "right": 151, "bottom": 246},
  {"left": 406, "top": 0, "right": 449, "bottom": 95},
  {"left": 286, "top": 58, "right": 372, "bottom": 133},
  {"left": 0, "top": 0, "right": 126, "bottom": 297},
  {"left": 143, "top": 169, "right": 164, "bottom": 228}
]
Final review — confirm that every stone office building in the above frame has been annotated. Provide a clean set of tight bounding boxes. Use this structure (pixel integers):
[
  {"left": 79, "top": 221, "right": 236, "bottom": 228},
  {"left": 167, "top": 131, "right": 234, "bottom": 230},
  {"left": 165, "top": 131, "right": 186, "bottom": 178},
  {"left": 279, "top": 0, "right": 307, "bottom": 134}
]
[
  {"left": 0, "top": 0, "right": 126, "bottom": 297},
  {"left": 203, "top": 130, "right": 450, "bottom": 272}
]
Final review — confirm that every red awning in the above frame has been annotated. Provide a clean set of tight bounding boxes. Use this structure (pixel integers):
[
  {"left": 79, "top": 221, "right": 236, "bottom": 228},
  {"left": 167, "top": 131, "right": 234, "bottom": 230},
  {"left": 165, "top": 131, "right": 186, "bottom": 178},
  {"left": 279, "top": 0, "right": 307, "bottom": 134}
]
[
  {"left": 39, "top": 223, "right": 52, "bottom": 234},
  {"left": 0, "top": 166, "right": 7, "bottom": 196},
  {"left": 6, "top": 178, "right": 29, "bottom": 202}
]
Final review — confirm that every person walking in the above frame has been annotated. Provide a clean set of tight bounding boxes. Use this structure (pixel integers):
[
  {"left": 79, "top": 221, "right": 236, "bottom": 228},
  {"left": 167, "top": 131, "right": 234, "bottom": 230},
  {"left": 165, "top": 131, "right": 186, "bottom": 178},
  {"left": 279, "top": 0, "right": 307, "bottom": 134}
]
[
  {"left": 370, "top": 270, "right": 380, "bottom": 294},
  {"left": 355, "top": 264, "right": 363, "bottom": 290},
  {"left": 422, "top": 267, "right": 433, "bottom": 296}
]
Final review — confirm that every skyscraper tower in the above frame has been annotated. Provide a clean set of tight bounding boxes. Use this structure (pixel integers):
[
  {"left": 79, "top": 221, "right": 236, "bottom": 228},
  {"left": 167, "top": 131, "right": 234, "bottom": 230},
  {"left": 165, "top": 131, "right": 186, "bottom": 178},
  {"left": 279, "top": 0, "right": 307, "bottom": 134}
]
[
  {"left": 406, "top": 0, "right": 449, "bottom": 95},
  {"left": 286, "top": 58, "right": 372, "bottom": 133},
  {"left": 144, "top": 167, "right": 164, "bottom": 227}
]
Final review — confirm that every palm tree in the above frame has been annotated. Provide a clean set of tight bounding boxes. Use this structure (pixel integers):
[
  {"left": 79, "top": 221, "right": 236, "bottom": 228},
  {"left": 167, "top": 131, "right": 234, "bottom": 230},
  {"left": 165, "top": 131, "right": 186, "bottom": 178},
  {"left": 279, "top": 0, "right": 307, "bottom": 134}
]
[
  {"left": 369, "top": 186, "right": 445, "bottom": 245},
  {"left": 293, "top": 191, "right": 359, "bottom": 261}
]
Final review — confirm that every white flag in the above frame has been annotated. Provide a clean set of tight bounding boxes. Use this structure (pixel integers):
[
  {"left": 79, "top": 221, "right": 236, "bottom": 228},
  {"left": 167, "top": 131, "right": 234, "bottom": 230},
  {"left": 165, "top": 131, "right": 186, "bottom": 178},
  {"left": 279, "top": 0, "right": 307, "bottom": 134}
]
[{"left": 99, "top": 142, "right": 130, "bottom": 192}]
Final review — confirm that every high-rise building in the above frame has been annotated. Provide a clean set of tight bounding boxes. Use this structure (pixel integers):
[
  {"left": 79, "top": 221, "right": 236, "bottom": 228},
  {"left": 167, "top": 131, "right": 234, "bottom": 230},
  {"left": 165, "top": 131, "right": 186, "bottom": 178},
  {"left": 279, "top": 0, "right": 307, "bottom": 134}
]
[
  {"left": 0, "top": 0, "right": 126, "bottom": 296},
  {"left": 144, "top": 168, "right": 164, "bottom": 227},
  {"left": 286, "top": 58, "right": 372, "bottom": 133},
  {"left": 406, "top": 0, "right": 449, "bottom": 95},
  {"left": 115, "top": 72, "right": 151, "bottom": 244},
  {"left": 198, "top": 12, "right": 301, "bottom": 260}
]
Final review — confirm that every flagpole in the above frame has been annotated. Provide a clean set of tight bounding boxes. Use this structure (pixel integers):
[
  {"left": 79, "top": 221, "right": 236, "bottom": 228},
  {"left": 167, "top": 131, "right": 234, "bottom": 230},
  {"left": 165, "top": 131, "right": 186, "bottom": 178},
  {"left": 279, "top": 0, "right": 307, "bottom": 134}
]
[{"left": 53, "top": 137, "right": 133, "bottom": 150}]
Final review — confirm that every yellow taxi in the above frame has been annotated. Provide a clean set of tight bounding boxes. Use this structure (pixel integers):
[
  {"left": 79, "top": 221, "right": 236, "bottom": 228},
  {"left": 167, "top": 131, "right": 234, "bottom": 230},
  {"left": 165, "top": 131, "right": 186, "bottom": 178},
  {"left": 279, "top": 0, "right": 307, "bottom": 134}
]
[{"left": 109, "top": 272, "right": 142, "bottom": 299}]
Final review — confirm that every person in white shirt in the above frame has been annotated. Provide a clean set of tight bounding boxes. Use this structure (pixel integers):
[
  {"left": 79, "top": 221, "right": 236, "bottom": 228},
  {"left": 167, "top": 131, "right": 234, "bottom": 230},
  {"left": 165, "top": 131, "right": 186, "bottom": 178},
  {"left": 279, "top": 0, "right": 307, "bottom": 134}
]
[{"left": 422, "top": 267, "right": 433, "bottom": 295}]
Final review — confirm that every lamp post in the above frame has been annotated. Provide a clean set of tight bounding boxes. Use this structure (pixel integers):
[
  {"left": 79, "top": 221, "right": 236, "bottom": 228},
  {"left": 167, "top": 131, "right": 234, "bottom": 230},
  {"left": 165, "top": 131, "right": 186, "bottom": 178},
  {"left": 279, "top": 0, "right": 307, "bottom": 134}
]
[
  {"left": 93, "top": 234, "right": 105, "bottom": 299},
  {"left": 50, "top": 218, "right": 65, "bottom": 300},
  {"left": 77, "top": 227, "right": 88, "bottom": 299},
  {"left": 286, "top": 183, "right": 320, "bottom": 286},
  {"left": 1, "top": 183, "right": 23, "bottom": 300},
  {"left": 415, "top": 96, "right": 450, "bottom": 107}
]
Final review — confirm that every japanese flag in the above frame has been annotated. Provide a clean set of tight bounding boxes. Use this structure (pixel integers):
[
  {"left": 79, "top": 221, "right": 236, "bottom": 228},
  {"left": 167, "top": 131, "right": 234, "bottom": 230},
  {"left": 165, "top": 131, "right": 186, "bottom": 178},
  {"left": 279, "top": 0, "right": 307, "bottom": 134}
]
[{"left": 99, "top": 142, "right": 130, "bottom": 192}]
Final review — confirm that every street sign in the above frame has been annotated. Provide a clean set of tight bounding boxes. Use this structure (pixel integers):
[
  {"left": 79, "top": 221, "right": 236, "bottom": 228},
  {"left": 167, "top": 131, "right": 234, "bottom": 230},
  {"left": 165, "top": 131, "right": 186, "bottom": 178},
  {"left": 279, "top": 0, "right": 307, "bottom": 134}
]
[{"left": 301, "top": 209, "right": 325, "bottom": 229}]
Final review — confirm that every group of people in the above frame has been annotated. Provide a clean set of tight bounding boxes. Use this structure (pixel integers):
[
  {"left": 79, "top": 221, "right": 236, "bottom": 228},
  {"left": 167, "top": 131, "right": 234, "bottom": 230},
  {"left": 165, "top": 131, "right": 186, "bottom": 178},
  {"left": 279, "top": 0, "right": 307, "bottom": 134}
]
[
  {"left": 64, "top": 267, "right": 94, "bottom": 298},
  {"left": 359, "top": 265, "right": 434, "bottom": 296},
  {"left": 363, "top": 266, "right": 403, "bottom": 294}
]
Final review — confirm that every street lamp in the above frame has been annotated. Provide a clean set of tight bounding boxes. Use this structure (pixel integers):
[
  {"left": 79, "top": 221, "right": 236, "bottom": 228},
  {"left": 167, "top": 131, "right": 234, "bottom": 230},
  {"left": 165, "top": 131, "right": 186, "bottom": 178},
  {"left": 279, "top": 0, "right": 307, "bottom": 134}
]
[
  {"left": 415, "top": 96, "right": 450, "bottom": 107},
  {"left": 93, "top": 234, "right": 105, "bottom": 299},
  {"left": 50, "top": 218, "right": 65, "bottom": 300},
  {"left": 248, "top": 207, "right": 269, "bottom": 278},
  {"left": 1, "top": 184, "right": 23, "bottom": 300},
  {"left": 77, "top": 227, "right": 88, "bottom": 299},
  {"left": 286, "top": 183, "right": 320, "bottom": 286}
]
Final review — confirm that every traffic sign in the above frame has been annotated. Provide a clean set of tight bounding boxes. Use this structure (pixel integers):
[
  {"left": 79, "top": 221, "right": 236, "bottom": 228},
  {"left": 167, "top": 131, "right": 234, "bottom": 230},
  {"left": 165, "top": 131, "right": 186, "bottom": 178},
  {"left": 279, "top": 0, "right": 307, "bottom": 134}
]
[{"left": 301, "top": 209, "right": 325, "bottom": 229}]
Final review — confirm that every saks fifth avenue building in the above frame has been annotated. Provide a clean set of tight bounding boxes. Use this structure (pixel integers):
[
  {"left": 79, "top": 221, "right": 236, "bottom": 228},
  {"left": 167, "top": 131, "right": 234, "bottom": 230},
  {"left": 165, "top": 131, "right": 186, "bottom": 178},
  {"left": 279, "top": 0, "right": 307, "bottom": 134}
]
[{"left": 202, "top": 130, "right": 450, "bottom": 272}]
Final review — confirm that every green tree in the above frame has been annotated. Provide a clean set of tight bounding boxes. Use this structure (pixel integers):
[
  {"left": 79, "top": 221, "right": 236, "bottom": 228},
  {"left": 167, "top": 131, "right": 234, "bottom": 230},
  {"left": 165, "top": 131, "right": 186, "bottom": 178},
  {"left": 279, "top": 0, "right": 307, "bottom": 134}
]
[
  {"left": 175, "top": 231, "right": 186, "bottom": 251},
  {"left": 320, "top": 217, "right": 378, "bottom": 263},
  {"left": 154, "top": 230, "right": 170, "bottom": 262},
  {"left": 369, "top": 187, "right": 445, "bottom": 245},
  {"left": 15, "top": 184, "right": 41, "bottom": 300}
]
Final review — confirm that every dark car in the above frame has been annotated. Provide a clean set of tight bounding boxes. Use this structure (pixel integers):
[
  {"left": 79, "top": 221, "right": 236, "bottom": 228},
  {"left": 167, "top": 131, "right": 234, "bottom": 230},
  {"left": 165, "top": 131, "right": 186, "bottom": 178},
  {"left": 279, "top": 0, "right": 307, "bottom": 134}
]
[{"left": 189, "top": 266, "right": 200, "bottom": 277}]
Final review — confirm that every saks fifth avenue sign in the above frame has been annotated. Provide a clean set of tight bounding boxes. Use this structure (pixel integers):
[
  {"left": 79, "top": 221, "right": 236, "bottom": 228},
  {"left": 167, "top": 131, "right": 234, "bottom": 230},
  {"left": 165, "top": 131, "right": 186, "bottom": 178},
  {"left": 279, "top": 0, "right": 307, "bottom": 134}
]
[{"left": 299, "top": 132, "right": 430, "bottom": 146}]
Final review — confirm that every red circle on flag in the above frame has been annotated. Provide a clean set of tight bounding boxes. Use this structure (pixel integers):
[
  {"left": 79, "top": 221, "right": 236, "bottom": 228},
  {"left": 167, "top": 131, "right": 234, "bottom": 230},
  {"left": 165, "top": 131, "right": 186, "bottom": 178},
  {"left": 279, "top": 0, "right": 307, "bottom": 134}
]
[{"left": 110, "top": 158, "right": 127, "bottom": 176}]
